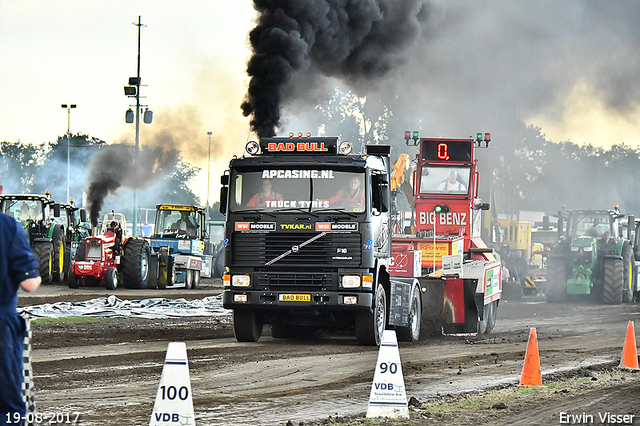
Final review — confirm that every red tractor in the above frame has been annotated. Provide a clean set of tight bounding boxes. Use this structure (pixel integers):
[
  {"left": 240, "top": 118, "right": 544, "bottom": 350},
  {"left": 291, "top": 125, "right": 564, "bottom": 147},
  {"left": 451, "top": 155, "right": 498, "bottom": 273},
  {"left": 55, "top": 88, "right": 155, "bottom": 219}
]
[{"left": 68, "top": 215, "right": 150, "bottom": 290}]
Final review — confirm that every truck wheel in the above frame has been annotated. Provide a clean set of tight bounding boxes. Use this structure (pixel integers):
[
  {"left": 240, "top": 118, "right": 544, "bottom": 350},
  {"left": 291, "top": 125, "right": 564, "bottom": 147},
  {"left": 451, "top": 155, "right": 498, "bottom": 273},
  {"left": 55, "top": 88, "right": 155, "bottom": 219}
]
[
  {"left": 397, "top": 285, "right": 421, "bottom": 342},
  {"left": 355, "top": 284, "right": 387, "bottom": 346},
  {"left": 477, "top": 301, "right": 490, "bottom": 335},
  {"left": 33, "top": 241, "right": 53, "bottom": 284},
  {"left": 104, "top": 267, "right": 119, "bottom": 290},
  {"left": 602, "top": 257, "right": 623, "bottom": 305},
  {"left": 185, "top": 269, "right": 193, "bottom": 289},
  {"left": 545, "top": 257, "right": 567, "bottom": 303},
  {"left": 122, "top": 239, "right": 150, "bottom": 289},
  {"left": 192, "top": 270, "right": 200, "bottom": 289},
  {"left": 52, "top": 226, "right": 66, "bottom": 283},
  {"left": 68, "top": 268, "right": 79, "bottom": 289},
  {"left": 233, "top": 309, "right": 262, "bottom": 342},
  {"left": 486, "top": 300, "right": 498, "bottom": 333},
  {"left": 622, "top": 244, "right": 634, "bottom": 303}
]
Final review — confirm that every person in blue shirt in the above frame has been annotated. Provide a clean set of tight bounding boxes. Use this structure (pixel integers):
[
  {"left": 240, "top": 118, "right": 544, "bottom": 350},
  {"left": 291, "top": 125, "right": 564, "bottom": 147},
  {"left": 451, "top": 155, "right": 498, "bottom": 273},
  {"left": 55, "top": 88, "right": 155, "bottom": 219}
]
[{"left": 0, "top": 176, "right": 41, "bottom": 425}]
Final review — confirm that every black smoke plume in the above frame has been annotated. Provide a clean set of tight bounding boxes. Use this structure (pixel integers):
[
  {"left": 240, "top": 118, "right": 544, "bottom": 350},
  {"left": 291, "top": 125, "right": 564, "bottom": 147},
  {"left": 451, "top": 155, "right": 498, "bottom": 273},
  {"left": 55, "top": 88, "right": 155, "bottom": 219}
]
[
  {"left": 86, "top": 144, "right": 179, "bottom": 227},
  {"left": 241, "top": 0, "right": 429, "bottom": 137}
]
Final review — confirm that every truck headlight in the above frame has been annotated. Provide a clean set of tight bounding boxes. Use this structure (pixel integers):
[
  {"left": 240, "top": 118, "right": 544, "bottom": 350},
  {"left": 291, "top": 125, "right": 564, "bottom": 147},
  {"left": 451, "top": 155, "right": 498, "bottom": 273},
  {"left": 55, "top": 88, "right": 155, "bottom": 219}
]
[
  {"left": 582, "top": 246, "right": 592, "bottom": 252},
  {"left": 341, "top": 275, "right": 360, "bottom": 288},
  {"left": 232, "top": 275, "right": 251, "bottom": 287}
]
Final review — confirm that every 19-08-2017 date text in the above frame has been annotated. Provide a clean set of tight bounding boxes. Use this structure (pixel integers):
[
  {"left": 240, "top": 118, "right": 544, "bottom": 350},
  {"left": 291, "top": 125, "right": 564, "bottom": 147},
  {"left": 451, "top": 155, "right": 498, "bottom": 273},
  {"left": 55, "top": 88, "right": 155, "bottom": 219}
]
[{"left": 5, "top": 412, "right": 80, "bottom": 424}]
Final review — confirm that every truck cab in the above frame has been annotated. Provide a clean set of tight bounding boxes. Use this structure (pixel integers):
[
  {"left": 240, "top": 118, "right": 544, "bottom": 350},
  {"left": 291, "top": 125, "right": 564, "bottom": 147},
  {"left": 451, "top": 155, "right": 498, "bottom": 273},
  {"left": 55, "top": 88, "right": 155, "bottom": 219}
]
[{"left": 220, "top": 135, "right": 407, "bottom": 345}]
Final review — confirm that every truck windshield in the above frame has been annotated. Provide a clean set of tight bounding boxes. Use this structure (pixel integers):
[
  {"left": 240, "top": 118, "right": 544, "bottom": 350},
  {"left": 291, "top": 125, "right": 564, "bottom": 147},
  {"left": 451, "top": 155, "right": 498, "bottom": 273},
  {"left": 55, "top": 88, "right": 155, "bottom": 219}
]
[
  {"left": 569, "top": 214, "right": 612, "bottom": 239},
  {"left": 155, "top": 209, "right": 199, "bottom": 238},
  {"left": 229, "top": 170, "right": 366, "bottom": 213},
  {"left": 419, "top": 166, "right": 471, "bottom": 195}
]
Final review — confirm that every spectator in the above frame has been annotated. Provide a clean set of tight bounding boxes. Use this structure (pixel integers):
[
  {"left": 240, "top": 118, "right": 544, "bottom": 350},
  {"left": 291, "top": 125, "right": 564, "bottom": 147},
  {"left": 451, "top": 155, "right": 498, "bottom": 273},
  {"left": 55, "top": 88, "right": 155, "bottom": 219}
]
[
  {"left": 247, "top": 179, "right": 283, "bottom": 207},
  {"left": 0, "top": 174, "right": 41, "bottom": 423}
]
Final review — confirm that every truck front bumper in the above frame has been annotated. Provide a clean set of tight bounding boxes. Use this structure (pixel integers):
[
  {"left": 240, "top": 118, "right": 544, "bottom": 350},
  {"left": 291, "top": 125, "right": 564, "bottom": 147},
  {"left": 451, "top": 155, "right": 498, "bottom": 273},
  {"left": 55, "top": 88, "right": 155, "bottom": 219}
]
[{"left": 223, "top": 290, "right": 373, "bottom": 310}]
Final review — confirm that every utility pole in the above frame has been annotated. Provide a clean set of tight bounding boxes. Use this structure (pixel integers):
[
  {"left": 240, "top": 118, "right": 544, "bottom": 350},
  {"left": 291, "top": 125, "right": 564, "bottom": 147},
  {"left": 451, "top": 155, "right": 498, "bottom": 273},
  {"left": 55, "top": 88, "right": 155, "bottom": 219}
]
[
  {"left": 132, "top": 16, "right": 144, "bottom": 238},
  {"left": 206, "top": 131, "right": 212, "bottom": 220},
  {"left": 61, "top": 104, "right": 76, "bottom": 203}
]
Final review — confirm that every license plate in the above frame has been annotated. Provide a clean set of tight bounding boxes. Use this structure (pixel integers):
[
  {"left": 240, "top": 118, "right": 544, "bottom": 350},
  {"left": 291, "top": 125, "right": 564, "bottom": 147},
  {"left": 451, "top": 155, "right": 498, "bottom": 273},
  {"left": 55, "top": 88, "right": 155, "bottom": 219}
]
[{"left": 279, "top": 294, "right": 311, "bottom": 302}]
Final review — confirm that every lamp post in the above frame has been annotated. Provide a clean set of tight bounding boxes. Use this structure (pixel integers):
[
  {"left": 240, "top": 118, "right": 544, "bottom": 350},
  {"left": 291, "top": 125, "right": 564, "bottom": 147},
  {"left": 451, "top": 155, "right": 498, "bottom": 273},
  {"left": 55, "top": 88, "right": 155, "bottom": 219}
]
[
  {"left": 61, "top": 103, "right": 77, "bottom": 203},
  {"left": 206, "top": 131, "right": 212, "bottom": 220}
]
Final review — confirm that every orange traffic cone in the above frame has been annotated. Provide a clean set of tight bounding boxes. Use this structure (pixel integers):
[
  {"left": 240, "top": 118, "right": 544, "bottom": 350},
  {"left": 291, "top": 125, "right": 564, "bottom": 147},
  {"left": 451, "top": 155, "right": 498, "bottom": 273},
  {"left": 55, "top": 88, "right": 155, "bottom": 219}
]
[
  {"left": 519, "top": 328, "right": 542, "bottom": 386},
  {"left": 619, "top": 321, "right": 639, "bottom": 370}
]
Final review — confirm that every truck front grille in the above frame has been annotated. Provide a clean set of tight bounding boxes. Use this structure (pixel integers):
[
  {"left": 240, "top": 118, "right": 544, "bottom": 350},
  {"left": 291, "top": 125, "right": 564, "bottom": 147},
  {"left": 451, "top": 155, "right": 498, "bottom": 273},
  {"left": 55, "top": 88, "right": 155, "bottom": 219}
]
[
  {"left": 232, "top": 232, "right": 361, "bottom": 267},
  {"left": 256, "top": 271, "right": 332, "bottom": 291}
]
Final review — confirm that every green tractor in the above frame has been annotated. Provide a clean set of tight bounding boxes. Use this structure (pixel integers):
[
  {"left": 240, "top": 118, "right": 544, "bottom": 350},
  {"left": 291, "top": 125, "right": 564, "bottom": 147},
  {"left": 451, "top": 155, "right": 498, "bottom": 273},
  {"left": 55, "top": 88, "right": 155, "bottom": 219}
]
[
  {"left": 545, "top": 207, "right": 636, "bottom": 304},
  {"left": 0, "top": 193, "right": 67, "bottom": 284}
]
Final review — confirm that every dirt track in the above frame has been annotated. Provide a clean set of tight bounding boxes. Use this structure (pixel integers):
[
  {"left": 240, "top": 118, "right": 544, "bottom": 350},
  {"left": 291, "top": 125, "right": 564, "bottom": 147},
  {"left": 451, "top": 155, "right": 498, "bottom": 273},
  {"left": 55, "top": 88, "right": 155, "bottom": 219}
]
[{"left": 19, "top": 282, "right": 640, "bottom": 426}]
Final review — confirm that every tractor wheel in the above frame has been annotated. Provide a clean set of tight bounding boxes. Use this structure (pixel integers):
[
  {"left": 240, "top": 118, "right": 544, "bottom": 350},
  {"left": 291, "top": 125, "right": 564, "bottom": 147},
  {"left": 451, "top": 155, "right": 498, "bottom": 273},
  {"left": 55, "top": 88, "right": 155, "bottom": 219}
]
[
  {"left": 602, "top": 257, "right": 623, "bottom": 305},
  {"left": 355, "top": 284, "right": 387, "bottom": 346},
  {"left": 397, "top": 285, "right": 422, "bottom": 342},
  {"left": 68, "top": 268, "right": 79, "bottom": 289},
  {"left": 233, "top": 309, "right": 263, "bottom": 342},
  {"left": 622, "top": 243, "right": 634, "bottom": 303},
  {"left": 104, "top": 267, "right": 119, "bottom": 290},
  {"left": 74, "top": 240, "right": 86, "bottom": 262},
  {"left": 122, "top": 239, "right": 150, "bottom": 289},
  {"left": 32, "top": 241, "right": 53, "bottom": 284},
  {"left": 51, "top": 226, "right": 66, "bottom": 283},
  {"left": 545, "top": 257, "right": 567, "bottom": 303}
]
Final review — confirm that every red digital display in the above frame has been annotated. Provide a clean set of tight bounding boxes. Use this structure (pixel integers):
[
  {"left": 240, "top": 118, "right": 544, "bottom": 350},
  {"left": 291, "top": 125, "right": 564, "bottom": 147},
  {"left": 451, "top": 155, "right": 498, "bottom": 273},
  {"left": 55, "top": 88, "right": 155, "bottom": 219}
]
[{"left": 421, "top": 140, "right": 472, "bottom": 162}]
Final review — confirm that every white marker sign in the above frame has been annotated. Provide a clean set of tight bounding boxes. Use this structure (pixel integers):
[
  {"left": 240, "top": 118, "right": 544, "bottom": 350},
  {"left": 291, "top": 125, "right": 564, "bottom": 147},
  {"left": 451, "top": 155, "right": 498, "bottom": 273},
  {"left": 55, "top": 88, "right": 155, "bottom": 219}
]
[
  {"left": 366, "top": 330, "right": 409, "bottom": 419},
  {"left": 149, "top": 342, "right": 196, "bottom": 426}
]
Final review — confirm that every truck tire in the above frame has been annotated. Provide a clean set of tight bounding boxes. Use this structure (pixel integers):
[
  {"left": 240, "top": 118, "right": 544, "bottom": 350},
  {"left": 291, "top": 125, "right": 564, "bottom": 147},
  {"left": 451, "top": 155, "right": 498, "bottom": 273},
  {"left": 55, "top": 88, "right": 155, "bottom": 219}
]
[
  {"left": 233, "top": 309, "right": 262, "bottom": 342},
  {"left": 487, "top": 300, "right": 498, "bottom": 333},
  {"left": 478, "top": 300, "right": 498, "bottom": 335},
  {"left": 477, "top": 302, "right": 490, "bottom": 334},
  {"left": 33, "top": 241, "right": 53, "bottom": 284},
  {"left": 52, "top": 226, "right": 66, "bottom": 283},
  {"left": 192, "top": 270, "right": 200, "bottom": 289},
  {"left": 397, "top": 285, "right": 421, "bottom": 342},
  {"left": 602, "top": 257, "right": 623, "bottom": 305},
  {"left": 122, "top": 239, "right": 150, "bottom": 289},
  {"left": 545, "top": 257, "right": 567, "bottom": 303},
  {"left": 185, "top": 269, "right": 193, "bottom": 289},
  {"left": 622, "top": 243, "right": 634, "bottom": 303},
  {"left": 355, "top": 284, "right": 387, "bottom": 346},
  {"left": 104, "top": 267, "right": 119, "bottom": 290}
]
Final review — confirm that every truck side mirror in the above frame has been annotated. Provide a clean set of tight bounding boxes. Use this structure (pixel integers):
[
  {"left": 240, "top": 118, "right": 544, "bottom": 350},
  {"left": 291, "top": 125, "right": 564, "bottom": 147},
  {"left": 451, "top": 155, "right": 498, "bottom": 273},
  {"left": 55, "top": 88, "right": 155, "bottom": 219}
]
[
  {"left": 53, "top": 204, "right": 60, "bottom": 218},
  {"left": 219, "top": 187, "right": 228, "bottom": 215},
  {"left": 80, "top": 209, "right": 87, "bottom": 223},
  {"left": 372, "top": 175, "right": 389, "bottom": 213},
  {"left": 221, "top": 174, "right": 229, "bottom": 185}
]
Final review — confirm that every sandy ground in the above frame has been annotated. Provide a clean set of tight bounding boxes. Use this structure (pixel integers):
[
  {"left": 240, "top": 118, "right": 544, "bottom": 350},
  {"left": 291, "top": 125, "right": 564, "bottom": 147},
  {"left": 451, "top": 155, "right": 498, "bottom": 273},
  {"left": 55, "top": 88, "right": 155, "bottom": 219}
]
[{"left": 18, "top": 281, "right": 640, "bottom": 426}]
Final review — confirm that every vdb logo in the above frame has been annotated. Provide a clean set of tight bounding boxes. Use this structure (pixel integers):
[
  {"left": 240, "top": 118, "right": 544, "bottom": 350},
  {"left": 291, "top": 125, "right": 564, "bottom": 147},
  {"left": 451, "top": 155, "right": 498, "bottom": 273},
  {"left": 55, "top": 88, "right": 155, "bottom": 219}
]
[{"left": 153, "top": 412, "right": 184, "bottom": 422}]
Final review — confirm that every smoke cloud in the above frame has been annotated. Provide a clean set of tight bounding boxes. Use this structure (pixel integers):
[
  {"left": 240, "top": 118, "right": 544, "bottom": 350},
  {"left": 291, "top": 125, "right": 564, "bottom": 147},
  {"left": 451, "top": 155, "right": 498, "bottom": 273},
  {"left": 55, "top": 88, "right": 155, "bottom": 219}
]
[
  {"left": 86, "top": 144, "right": 179, "bottom": 227},
  {"left": 241, "top": 0, "right": 429, "bottom": 137}
]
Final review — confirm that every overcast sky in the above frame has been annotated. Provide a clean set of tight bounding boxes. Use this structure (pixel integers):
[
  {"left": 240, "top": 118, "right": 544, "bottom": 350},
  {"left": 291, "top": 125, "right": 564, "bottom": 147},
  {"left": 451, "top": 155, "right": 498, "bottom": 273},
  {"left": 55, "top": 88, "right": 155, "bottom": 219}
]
[
  {"left": 3, "top": 1, "right": 640, "bottom": 204},
  {"left": 0, "top": 1, "right": 256, "bottom": 202}
]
